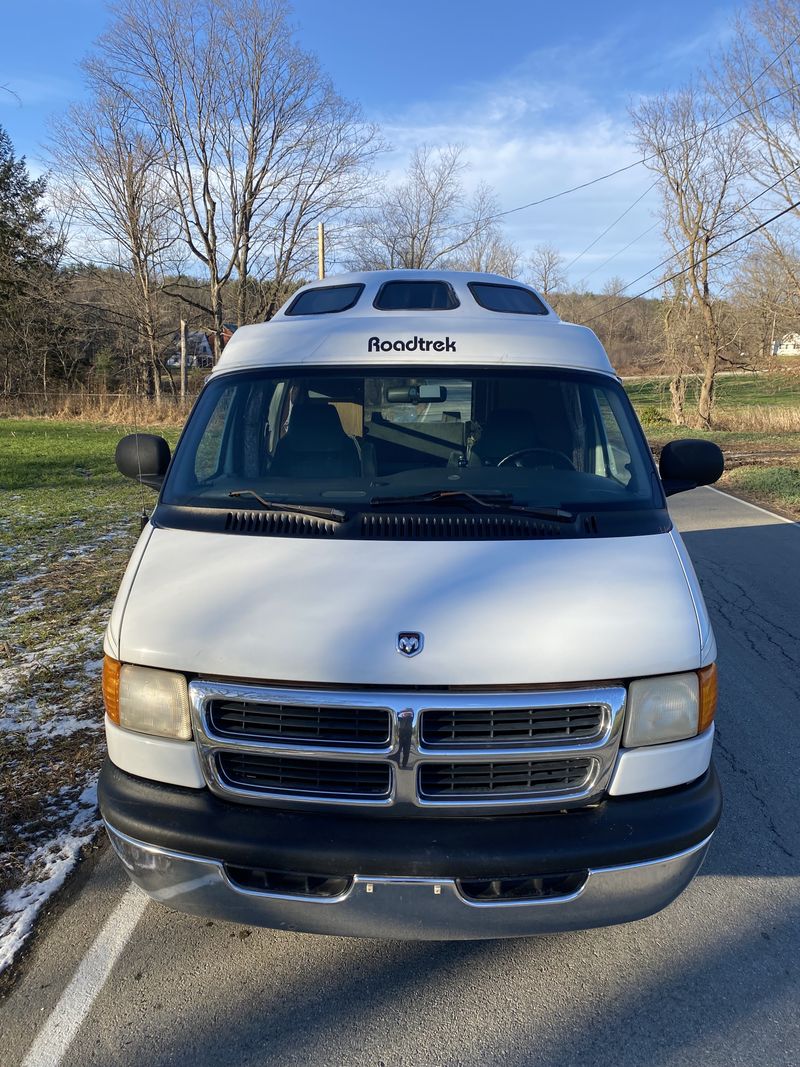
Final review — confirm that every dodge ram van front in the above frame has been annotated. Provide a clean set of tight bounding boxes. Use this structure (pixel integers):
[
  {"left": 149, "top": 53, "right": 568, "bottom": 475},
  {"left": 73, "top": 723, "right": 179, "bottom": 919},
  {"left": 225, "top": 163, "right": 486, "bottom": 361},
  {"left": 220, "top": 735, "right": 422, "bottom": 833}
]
[{"left": 98, "top": 271, "right": 723, "bottom": 939}]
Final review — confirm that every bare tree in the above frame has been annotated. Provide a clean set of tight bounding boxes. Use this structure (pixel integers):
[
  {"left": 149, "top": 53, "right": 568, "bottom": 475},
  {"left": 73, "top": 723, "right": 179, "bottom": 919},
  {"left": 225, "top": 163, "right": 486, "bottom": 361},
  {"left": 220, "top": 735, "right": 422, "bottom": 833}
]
[
  {"left": 526, "top": 244, "right": 567, "bottom": 297},
  {"left": 452, "top": 224, "right": 521, "bottom": 278},
  {"left": 730, "top": 239, "right": 800, "bottom": 362},
  {"left": 631, "top": 85, "right": 747, "bottom": 427},
  {"left": 50, "top": 86, "right": 179, "bottom": 398},
  {"left": 348, "top": 145, "right": 497, "bottom": 270},
  {"left": 89, "top": 0, "right": 379, "bottom": 353},
  {"left": 715, "top": 1, "right": 800, "bottom": 324}
]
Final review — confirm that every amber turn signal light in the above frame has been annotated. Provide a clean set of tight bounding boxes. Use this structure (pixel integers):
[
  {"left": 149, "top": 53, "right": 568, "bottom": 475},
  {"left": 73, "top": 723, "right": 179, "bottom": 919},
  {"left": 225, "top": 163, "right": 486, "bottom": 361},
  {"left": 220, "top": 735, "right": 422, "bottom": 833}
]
[
  {"left": 697, "top": 663, "right": 718, "bottom": 733},
  {"left": 102, "top": 655, "right": 121, "bottom": 724}
]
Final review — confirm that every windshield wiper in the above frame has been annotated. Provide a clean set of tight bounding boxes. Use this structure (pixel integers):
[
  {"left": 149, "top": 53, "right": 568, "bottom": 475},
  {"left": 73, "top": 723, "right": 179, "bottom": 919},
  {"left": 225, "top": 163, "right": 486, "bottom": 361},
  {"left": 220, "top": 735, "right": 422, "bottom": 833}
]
[
  {"left": 229, "top": 490, "right": 347, "bottom": 523},
  {"left": 369, "top": 490, "right": 575, "bottom": 523}
]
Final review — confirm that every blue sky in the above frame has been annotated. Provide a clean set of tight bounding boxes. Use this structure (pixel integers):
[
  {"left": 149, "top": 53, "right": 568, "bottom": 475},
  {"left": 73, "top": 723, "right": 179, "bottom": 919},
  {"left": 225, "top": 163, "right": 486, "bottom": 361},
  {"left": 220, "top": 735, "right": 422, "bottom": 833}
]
[{"left": 2, "top": 0, "right": 741, "bottom": 290}]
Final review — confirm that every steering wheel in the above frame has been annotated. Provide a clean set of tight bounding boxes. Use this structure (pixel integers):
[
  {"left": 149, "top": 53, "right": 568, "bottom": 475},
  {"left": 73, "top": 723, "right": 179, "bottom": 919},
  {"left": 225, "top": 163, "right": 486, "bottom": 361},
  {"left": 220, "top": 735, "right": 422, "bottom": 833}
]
[{"left": 497, "top": 447, "right": 575, "bottom": 470}]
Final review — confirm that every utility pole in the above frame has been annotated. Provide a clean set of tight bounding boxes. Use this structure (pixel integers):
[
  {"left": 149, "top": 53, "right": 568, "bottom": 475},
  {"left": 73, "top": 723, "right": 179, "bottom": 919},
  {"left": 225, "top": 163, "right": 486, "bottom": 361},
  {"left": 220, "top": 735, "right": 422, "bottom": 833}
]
[
  {"left": 180, "top": 319, "right": 188, "bottom": 401},
  {"left": 317, "top": 222, "right": 325, "bottom": 280}
]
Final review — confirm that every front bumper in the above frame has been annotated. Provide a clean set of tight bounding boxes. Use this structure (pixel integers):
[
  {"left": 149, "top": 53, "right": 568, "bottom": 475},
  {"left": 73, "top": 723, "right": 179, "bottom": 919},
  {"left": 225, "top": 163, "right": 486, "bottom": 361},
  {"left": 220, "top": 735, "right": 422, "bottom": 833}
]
[{"left": 99, "top": 759, "right": 721, "bottom": 939}]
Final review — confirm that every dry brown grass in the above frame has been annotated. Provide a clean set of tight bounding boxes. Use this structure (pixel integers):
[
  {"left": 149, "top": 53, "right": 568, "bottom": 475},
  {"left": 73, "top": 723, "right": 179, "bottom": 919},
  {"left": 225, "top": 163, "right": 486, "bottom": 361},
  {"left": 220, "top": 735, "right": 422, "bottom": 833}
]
[
  {"left": 711, "top": 405, "right": 800, "bottom": 432},
  {"left": 0, "top": 390, "right": 195, "bottom": 425}
]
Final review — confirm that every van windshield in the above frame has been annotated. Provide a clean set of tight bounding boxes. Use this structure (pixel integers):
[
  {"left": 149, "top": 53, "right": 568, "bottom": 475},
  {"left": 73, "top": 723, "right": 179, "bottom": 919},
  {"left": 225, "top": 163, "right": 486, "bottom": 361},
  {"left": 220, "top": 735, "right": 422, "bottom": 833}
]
[{"left": 162, "top": 366, "right": 660, "bottom": 514}]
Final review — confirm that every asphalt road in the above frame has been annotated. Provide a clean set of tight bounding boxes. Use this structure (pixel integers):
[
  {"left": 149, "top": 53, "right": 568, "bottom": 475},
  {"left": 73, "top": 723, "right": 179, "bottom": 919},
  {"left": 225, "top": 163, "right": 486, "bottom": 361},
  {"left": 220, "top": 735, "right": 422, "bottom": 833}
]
[{"left": 3, "top": 487, "right": 799, "bottom": 1067}]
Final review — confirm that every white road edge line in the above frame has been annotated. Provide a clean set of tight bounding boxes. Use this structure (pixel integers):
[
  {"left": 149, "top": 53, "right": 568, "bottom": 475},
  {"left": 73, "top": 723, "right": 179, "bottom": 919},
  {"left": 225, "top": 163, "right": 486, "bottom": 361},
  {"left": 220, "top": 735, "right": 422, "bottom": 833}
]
[
  {"left": 21, "top": 886, "right": 148, "bottom": 1067},
  {"left": 705, "top": 485, "right": 797, "bottom": 526}
]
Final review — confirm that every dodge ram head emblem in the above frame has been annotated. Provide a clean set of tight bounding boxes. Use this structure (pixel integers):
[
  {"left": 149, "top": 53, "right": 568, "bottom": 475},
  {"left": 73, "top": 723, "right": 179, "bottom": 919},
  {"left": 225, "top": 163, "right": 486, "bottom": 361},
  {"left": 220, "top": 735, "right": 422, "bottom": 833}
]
[{"left": 397, "top": 632, "right": 423, "bottom": 657}]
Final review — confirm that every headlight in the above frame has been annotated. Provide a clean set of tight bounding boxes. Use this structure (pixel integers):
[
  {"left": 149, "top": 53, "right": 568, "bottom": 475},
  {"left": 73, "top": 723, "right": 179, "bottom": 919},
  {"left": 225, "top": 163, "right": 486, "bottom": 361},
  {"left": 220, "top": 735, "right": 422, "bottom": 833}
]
[
  {"left": 103, "top": 657, "right": 191, "bottom": 740},
  {"left": 624, "top": 665, "right": 717, "bottom": 747}
]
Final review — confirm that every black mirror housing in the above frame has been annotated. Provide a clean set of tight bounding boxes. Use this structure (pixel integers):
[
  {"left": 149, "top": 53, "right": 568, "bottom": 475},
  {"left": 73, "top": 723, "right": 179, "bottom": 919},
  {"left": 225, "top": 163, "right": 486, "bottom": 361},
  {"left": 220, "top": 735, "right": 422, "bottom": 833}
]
[
  {"left": 659, "top": 438, "right": 724, "bottom": 497},
  {"left": 115, "top": 434, "right": 171, "bottom": 490}
]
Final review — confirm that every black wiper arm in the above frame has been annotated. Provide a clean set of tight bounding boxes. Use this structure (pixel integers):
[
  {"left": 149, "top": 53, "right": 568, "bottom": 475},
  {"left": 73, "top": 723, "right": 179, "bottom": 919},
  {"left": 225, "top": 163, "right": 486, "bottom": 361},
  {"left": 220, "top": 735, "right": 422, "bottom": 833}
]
[
  {"left": 229, "top": 490, "right": 347, "bottom": 523},
  {"left": 369, "top": 490, "right": 575, "bottom": 522}
]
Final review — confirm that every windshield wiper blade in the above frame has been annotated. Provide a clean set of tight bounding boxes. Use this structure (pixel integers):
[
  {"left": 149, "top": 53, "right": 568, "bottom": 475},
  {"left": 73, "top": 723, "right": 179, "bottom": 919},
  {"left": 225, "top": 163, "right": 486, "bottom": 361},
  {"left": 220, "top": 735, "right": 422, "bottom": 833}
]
[
  {"left": 369, "top": 490, "right": 575, "bottom": 523},
  {"left": 229, "top": 490, "right": 347, "bottom": 523}
]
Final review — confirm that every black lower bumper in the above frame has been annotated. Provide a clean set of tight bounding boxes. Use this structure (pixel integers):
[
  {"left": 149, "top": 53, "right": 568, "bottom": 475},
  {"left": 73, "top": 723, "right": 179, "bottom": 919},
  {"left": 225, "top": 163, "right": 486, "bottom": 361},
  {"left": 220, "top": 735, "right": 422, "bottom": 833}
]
[{"left": 98, "top": 758, "right": 722, "bottom": 879}]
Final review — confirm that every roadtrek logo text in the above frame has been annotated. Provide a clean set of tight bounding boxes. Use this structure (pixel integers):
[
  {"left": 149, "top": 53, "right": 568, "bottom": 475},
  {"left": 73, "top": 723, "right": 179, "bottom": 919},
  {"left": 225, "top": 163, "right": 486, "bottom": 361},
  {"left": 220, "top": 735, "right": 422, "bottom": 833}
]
[{"left": 368, "top": 336, "right": 457, "bottom": 353}]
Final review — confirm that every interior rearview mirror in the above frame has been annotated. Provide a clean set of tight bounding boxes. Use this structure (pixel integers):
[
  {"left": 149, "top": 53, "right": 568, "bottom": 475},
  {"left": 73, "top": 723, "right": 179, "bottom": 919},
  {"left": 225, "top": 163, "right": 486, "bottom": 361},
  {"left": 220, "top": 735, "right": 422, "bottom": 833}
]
[
  {"left": 115, "top": 433, "right": 171, "bottom": 490},
  {"left": 385, "top": 385, "right": 447, "bottom": 403},
  {"left": 659, "top": 439, "right": 724, "bottom": 497}
]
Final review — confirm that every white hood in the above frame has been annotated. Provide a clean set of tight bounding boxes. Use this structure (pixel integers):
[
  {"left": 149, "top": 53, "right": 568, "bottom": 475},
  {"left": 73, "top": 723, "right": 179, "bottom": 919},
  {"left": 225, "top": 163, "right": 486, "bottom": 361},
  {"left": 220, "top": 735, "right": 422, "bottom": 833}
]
[{"left": 114, "top": 527, "right": 702, "bottom": 686}]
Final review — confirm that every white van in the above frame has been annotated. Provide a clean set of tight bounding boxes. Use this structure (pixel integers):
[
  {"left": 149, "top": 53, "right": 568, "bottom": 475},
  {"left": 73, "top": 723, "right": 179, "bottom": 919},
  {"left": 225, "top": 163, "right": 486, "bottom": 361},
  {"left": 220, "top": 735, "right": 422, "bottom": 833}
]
[{"left": 100, "top": 270, "right": 723, "bottom": 939}]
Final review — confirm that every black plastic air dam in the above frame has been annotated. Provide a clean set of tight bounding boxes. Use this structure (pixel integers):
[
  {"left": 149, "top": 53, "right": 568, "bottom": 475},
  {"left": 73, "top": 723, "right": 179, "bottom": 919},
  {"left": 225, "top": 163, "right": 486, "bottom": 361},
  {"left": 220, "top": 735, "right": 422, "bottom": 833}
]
[{"left": 99, "top": 758, "right": 721, "bottom": 879}]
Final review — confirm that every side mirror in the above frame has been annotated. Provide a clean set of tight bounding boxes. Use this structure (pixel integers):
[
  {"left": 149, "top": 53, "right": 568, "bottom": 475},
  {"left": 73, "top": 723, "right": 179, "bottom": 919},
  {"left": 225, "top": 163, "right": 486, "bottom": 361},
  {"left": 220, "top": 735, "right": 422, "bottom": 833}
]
[
  {"left": 659, "top": 439, "right": 724, "bottom": 497},
  {"left": 115, "top": 434, "right": 171, "bottom": 490}
]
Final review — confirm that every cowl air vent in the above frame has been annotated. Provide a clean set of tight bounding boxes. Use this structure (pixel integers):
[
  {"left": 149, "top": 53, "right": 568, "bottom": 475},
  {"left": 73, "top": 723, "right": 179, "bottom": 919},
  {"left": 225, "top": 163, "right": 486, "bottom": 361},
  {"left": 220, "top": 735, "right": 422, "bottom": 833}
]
[
  {"left": 224, "top": 510, "right": 337, "bottom": 537},
  {"left": 362, "top": 512, "right": 564, "bottom": 540}
]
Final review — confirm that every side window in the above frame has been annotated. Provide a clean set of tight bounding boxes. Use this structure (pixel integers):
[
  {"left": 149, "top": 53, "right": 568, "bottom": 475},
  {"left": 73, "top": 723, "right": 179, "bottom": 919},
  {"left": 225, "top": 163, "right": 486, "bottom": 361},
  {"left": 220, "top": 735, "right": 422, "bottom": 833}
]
[
  {"left": 595, "top": 390, "right": 633, "bottom": 485},
  {"left": 194, "top": 386, "right": 235, "bottom": 481}
]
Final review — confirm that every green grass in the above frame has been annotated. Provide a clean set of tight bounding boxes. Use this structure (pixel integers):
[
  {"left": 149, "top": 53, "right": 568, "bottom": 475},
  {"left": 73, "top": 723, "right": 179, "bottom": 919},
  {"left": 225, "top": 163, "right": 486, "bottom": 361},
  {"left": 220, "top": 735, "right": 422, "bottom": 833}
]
[
  {"left": 1, "top": 418, "right": 180, "bottom": 499},
  {"left": 0, "top": 417, "right": 185, "bottom": 950},
  {"left": 624, "top": 371, "right": 800, "bottom": 409},
  {"left": 639, "top": 423, "right": 800, "bottom": 452},
  {"left": 720, "top": 465, "right": 800, "bottom": 516}
]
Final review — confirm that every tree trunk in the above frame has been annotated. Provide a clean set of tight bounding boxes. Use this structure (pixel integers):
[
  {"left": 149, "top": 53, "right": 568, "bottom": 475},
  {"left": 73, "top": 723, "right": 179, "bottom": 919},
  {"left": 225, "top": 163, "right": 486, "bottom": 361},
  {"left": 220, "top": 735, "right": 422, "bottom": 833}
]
[
  {"left": 211, "top": 280, "right": 224, "bottom": 363},
  {"left": 669, "top": 374, "right": 686, "bottom": 425},
  {"left": 696, "top": 350, "right": 717, "bottom": 429}
]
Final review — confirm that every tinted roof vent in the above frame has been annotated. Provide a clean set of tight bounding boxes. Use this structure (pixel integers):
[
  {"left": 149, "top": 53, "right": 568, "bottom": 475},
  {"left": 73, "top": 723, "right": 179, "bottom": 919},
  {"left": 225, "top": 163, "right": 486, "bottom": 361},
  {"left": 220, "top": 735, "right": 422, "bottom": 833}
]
[
  {"left": 285, "top": 283, "right": 364, "bottom": 316},
  {"left": 374, "top": 280, "right": 459, "bottom": 311},
  {"left": 469, "top": 282, "right": 548, "bottom": 315}
]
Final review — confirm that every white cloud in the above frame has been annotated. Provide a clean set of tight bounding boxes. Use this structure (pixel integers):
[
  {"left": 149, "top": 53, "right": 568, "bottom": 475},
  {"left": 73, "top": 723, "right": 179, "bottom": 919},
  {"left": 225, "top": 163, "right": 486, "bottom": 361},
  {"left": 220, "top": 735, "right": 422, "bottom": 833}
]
[
  {"left": 0, "top": 75, "right": 78, "bottom": 108},
  {"left": 363, "top": 54, "right": 666, "bottom": 291}
]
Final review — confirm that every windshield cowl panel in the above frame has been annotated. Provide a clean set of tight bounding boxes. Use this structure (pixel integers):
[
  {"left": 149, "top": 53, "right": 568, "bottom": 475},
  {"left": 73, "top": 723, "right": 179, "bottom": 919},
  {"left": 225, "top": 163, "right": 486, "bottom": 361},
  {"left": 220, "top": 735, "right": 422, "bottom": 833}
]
[
  {"left": 161, "top": 364, "right": 664, "bottom": 534},
  {"left": 154, "top": 502, "right": 672, "bottom": 540}
]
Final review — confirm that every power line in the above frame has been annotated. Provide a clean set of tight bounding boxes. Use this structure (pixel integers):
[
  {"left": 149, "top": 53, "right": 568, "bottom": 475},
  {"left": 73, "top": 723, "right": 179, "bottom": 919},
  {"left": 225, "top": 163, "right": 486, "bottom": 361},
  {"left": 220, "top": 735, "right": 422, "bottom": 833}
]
[
  {"left": 712, "top": 29, "right": 800, "bottom": 124},
  {"left": 582, "top": 161, "right": 800, "bottom": 316},
  {"left": 486, "top": 84, "right": 798, "bottom": 223},
  {"left": 562, "top": 34, "right": 800, "bottom": 282},
  {"left": 583, "top": 197, "right": 800, "bottom": 324},
  {"left": 563, "top": 180, "right": 659, "bottom": 274},
  {"left": 577, "top": 222, "right": 660, "bottom": 288}
]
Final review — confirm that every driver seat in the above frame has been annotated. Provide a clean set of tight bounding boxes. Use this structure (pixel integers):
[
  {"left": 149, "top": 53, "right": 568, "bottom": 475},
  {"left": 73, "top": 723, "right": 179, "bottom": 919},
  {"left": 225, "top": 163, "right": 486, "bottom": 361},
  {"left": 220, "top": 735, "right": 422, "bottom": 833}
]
[
  {"left": 270, "top": 403, "right": 362, "bottom": 479},
  {"left": 471, "top": 409, "right": 540, "bottom": 466}
]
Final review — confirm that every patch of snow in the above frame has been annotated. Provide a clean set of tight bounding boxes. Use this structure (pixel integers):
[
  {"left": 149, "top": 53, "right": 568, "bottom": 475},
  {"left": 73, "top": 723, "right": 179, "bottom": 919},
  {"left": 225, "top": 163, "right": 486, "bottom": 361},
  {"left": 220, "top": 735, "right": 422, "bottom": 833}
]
[{"left": 0, "top": 781, "right": 101, "bottom": 975}]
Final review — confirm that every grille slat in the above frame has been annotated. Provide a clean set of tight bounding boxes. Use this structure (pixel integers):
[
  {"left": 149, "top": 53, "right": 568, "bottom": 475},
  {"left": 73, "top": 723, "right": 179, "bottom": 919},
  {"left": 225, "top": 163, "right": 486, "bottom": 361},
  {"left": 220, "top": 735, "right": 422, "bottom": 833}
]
[
  {"left": 420, "top": 706, "right": 604, "bottom": 746},
  {"left": 418, "top": 758, "right": 592, "bottom": 800},
  {"left": 209, "top": 700, "right": 391, "bottom": 747},
  {"left": 218, "top": 752, "right": 392, "bottom": 800}
]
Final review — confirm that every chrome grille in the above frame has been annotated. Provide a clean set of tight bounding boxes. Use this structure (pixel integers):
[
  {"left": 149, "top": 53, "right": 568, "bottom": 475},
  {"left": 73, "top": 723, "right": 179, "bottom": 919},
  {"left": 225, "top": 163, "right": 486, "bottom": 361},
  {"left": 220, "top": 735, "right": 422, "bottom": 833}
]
[
  {"left": 190, "top": 682, "right": 626, "bottom": 814},
  {"left": 420, "top": 705, "right": 604, "bottom": 746},
  {"left": 217, "top": 752, "right": 392, "bottom": 801},
  {"left": 418, "top": 758, "right": 594, "bottom": 800},
  {"left": 209, "top": 700, "right": 391, "bottom": 747}
]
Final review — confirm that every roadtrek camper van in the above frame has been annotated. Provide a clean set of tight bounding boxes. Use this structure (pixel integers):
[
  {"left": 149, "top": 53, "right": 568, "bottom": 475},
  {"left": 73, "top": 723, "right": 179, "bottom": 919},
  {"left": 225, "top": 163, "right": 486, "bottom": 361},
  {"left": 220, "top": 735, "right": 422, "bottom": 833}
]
[{"left": 100, "top": 269, "right": 723, "bottom": 939}]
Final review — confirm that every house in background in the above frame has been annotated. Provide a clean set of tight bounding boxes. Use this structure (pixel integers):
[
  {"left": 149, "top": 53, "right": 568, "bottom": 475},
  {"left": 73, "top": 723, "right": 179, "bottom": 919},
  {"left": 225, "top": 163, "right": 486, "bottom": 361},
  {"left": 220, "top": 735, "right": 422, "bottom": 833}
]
[
  {"left": 773, "top": 332, "right": 800, "bottom": 358},
  {"left": 166, "top": 323, "right": 238, "bottom": 369}
]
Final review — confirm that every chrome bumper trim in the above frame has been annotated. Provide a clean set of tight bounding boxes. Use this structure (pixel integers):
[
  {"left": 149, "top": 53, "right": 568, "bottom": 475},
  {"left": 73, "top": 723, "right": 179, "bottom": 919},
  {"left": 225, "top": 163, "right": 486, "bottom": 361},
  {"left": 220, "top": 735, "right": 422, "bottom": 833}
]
[{"left": 105, "top": 821, "right": 711, "bottom": 940}]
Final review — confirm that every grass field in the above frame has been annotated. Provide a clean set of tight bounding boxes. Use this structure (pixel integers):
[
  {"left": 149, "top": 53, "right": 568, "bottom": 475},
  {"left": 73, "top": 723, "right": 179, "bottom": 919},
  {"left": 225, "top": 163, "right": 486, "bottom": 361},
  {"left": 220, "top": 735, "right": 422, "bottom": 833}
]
[
  {"left": 0, "top": 419, "right": 180, "bottom": 974},
  {"left": 624, "top": 370, "right": 800, "bottom": 409},
  {"left": 624, "top": 372, "right": 800, "bottom": 517}
]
